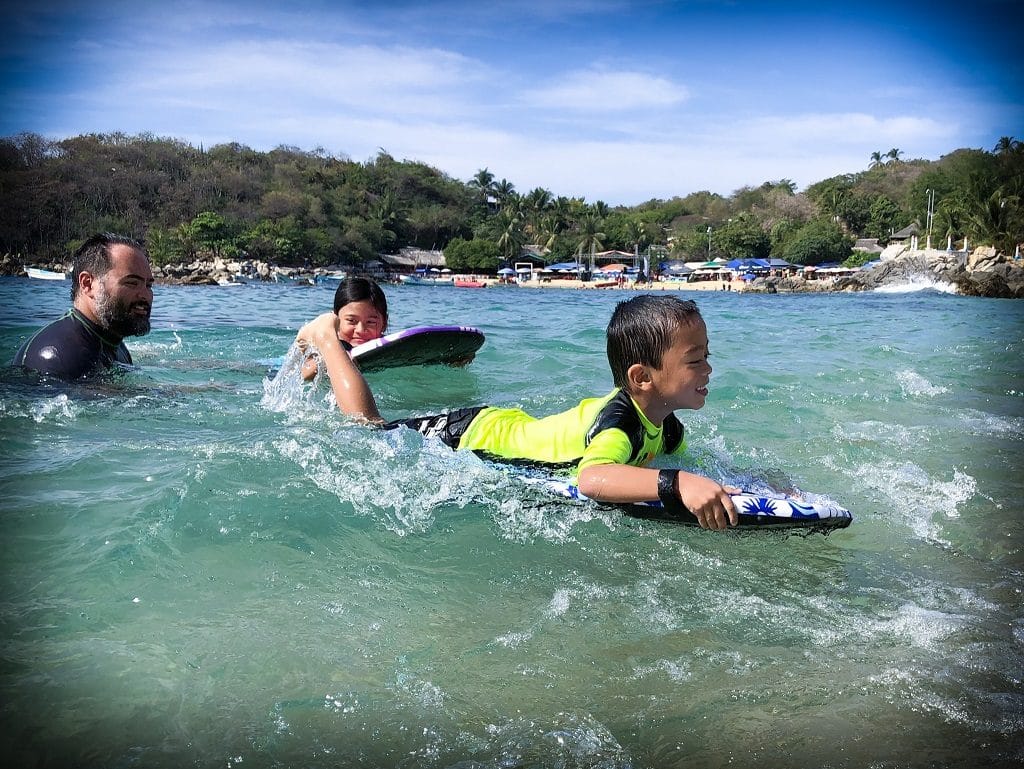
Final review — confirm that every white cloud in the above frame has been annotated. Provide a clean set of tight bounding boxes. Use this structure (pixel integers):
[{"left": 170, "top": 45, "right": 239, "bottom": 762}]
[
  {"left": 524, "top": 69, "right": 690, "bottom": 112},
  {"left": 102, "top": 39, "right": 491, "bottom": 122},
  {"left": 743, "top": 113, "right": 958, "bottom": 147}
]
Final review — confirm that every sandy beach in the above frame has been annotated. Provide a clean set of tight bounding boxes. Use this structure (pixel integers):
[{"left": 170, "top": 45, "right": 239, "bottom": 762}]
[{"left": 496, "top": 277, "right": 745, "bottom": 292}]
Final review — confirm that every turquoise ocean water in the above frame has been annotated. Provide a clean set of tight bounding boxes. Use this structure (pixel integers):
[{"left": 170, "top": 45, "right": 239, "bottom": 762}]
[{"left": 1, "top": 276, "right": 1022, "bottom": 768}]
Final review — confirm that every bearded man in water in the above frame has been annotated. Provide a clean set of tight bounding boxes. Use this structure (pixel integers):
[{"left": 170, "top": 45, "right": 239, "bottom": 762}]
[{"left": 13, "top": 233, "right": 155, "bottom": 380}]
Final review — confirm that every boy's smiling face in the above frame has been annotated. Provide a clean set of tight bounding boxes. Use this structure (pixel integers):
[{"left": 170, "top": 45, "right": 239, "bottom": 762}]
[{"left": 648, "top": 317, "right": 712, "bottom": 412}]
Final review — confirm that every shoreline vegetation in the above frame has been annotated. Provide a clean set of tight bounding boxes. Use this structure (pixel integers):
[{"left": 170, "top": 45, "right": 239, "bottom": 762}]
[{"left": 1, "top": 132, "right": 1021, "bottom": 298}]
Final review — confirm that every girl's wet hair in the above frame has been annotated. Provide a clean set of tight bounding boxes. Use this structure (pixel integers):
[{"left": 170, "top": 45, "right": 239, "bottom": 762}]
[
  {"left": 606, "top": 295, "right": 702, "bottom": 389},
  {"left": 332, "top": 277, "right": 388, "bottom": 330}
]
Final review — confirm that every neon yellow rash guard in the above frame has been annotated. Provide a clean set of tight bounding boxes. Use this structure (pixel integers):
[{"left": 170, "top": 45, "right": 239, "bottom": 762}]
[{"left": 455, "top": 388, "right": 687, "bottom": 476}]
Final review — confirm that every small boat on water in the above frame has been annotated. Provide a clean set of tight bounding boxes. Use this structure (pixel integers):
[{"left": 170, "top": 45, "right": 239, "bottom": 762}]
[
  {"left": 272, "top": 272, "right": 315, "bottom": 286},
  {"left": 25, "top": 267, "right": 68, "bottom": 281},
  {"left": 316, "top": 271, "right": 347, "bottom": 284},
  {"left": 400, "top": 274, "right": 454, "bottom": 286},
  {"left": 454, "top": 278, "right": 487, "bottom": 288}
]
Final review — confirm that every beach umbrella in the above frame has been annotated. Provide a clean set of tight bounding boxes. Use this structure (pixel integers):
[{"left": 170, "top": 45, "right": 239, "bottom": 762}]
[
  {"left": 497, "top": 267, "right": 515, "bottom": 275},
  {"left": 429, "top": 267, "right": 441, "bottom": 273},
  {"left": 441, "top": 268, "right": 452, "bottom": 273},
  {"left": 742, "top": 272, "right": 756, "bottom": 281}
]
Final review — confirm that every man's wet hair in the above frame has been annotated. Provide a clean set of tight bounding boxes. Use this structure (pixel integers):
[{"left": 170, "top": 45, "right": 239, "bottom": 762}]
[
  {"left": 606, "top": 295, "right": 702, "bottom": 389},
  {"left": 70, "top": 232, "right": 147, "bottom": 301}
]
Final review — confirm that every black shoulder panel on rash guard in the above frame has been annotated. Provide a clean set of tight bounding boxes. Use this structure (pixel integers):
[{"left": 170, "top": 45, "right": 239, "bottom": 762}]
[
  {"left": 585, "top": 389, "right": 645, "bottom": 463},
  {"left": 662, "top": 412, "right": 684, "bottom": 454},
  {"left": 585, "top": 389, "right": 686, "bottom": 462}
]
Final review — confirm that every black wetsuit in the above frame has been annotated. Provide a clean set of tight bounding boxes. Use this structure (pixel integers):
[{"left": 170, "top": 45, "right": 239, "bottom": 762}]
[{"left": 12, "top": 309, "right": 133, "bottom": 380}]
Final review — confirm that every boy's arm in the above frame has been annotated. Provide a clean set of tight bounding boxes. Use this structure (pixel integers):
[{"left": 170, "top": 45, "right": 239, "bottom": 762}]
[
  {"left": 296, "top": 313, "right": 382, "bottom": 423},
  {"left": 577, "top": 463, "right": 737, "bottom": 530}
]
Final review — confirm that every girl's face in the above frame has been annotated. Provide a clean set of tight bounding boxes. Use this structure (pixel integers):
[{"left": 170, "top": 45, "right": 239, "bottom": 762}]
[{"left": 336, "top": 300, "right": 386, "bottom": 346}]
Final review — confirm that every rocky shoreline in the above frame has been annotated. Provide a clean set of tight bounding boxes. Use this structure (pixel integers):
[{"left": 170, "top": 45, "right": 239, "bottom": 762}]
[
  {"left": 4, "top": 245, "right": 1022, "bottom": 298},
  {"left": 733, "top": 245, "right": 1023, "bottom": 299}
]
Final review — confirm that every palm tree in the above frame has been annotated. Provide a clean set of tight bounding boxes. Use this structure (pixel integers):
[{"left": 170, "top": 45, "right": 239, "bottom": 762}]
[
  {"left": 576, "top": 213, "right": 605, "bottom": 274},
  {"left": 468, "top": 167, "right": 495, "bottom": 193},
  {"left": 994, "top": 136, "right": 1021, "bottom": 155},
  {"left": 496, "top": 207, "right": 526, "bottom": 262},
  {"left": 869, "top": 151, "right": 884, "bottom": 169},
  {"left": 624, "top": 219, "right": 649, "bottom": 256},
  {"left": 538, "top": 212, "right": 564, "bottom": 252},
  {"left": 525, "top": 187, "right": 552, "bottom": 213},
  {"left": 968, "top": 187, "right": 1020, "bottom": 254},
  {"left": 493, "top": 178, "right": 516, "bottom": 207},
  {"left": 524, "top": 187, "right": 552, "bottom": 241},
  {"left": 886, "top": 148, "right": 903, "bottom": 164}
]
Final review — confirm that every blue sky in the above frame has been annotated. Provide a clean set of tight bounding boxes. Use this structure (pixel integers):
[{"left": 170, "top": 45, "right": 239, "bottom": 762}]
[{"left": 2, "top": 0, "right": 1021, "bottom": 205}]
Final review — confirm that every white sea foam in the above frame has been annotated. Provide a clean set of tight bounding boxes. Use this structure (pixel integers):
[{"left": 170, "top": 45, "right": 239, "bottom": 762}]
[
  {"left": 878, "top": 602, "right": 969, "bottom": 649},
  {"left": 842, "top": 459, "right": 977, "bottom": 542},
  {"left": 30, "top": 393, "right": 79, "bottom": 423},
  {"left": 129, "top": 329, "right": 184, "bottom": 357},
  {"left": 874, "top": 277, "right": 958, "bottom": 294},
  {"left": 547, "top": 588, "right": 572, "bottom": 617},
  {"left": 896, "top": 369, "right": 949, "bottom": 397}
]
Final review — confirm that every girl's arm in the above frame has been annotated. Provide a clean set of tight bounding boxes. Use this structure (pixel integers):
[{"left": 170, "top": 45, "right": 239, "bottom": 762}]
[
  {"left": 577, "top": 463, "right": 737, "bottom": 530},
  {"left": 301, "top": 354, "right": 319, "bottom": 381},
  {"left": 296, "top": 313, "right": 382, "bottom": 423}
]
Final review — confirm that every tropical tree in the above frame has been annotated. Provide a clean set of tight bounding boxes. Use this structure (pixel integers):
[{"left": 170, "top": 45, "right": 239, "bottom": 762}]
[
  {"left": 886, "top": 148, "right": 904, "bottom": 164},
  {"left": 189, "top": 210, "right": 232, "bottom": 258},
  {"left": 144, "top": 225, "right": 181, "bottom": 266},
  {"left": 468, "top": 167, "right": 495, "bottom": 193},
  {"left": 524, "top": 187, "right": 552, "bottom": 241},
  {"left": 967, "top": 187, "right": 1020, "bottom": 254},
  {"left": 575, "top": 213, "right": 605, "bottom": 272},
  {"left": 712, "top": 213, "right": 770, "bottom": 259},
  {"left": 624, "top": 218, "right": 650, "bottom": 255},
  {"left": 869, "top": 151, "right": 884, "bottom": 169},
  {"left": 495, "top": 208, "right": 525, "bottom": 262},
  {"left": 782, "top": 218, "right": 853, "bottom": 265},
  {"left": 444, "top": 237, "right": 500, "bottom": 270},
  {"left": 865, "top": 195, "right": 903, "bottom": 241},
  {"left": 492, "top": 178, "right": 516, "bottom": 207},
  {"left": 993, "top": 137, "right": 1020, "bottom": 155}
]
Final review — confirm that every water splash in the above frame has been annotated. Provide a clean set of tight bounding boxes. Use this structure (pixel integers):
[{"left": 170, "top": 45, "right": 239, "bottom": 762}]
[
  {"left": 30, "top": 392, "right": 79, "bottom": 423},
  {"left": 896, "top": 369, "right": 949, "bottom": 397},
  {"left": 874, "top": 276, "right": 958, "bottom": 294}
]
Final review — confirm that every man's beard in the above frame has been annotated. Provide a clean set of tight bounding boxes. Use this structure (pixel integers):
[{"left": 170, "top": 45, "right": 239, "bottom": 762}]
[{"left": 95, "top": 284, "right": 151, "bottom": 337}]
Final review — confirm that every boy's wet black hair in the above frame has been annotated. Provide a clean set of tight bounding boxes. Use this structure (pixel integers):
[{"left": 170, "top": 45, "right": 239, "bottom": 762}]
[
  {"left": 332, "top": 277, "right": 388, "bottom": 331},
  {"left": 606, "top": 294, "right": 702, "bottom": 389}
]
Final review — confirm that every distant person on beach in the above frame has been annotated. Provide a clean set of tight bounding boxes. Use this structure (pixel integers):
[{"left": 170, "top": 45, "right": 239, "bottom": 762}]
[
  {"left": 300, "top": 277, "right": 388, "bottom": 381},
  {"left": 12, "top": 233, "right": 154, "bottom": 380},
  {"left": 296, "top": 294, "right": 738, "bottom": 529}
]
